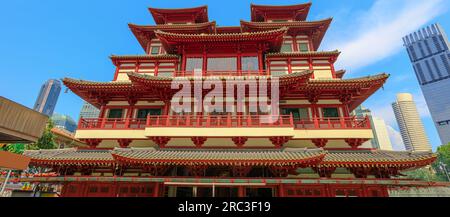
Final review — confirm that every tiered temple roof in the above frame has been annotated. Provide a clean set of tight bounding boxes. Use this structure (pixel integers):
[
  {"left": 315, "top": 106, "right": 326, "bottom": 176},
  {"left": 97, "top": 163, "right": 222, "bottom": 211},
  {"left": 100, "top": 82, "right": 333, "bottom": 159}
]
[
  {"left": 149, "top": 6, "right": 209, "bottom": 24},
  {"left": 250, "top": 3, "right": 312, "bottom": 22},
  {"left": 23, "top": 148, "right": 436, "bottom": 170}
]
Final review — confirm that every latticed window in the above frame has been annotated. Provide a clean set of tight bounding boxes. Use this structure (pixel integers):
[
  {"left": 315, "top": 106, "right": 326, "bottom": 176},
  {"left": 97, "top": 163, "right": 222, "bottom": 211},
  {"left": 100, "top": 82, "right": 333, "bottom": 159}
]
[
  {"left": 207, "top": 57, "right": 237, "bottom": 71},
  {"left": 298, "top": 43, "right": 309, "bottom": 52},
  {"left": 150, "top": 46, "right": 160, "bottom": 55},
  {"left": 107, "top": 109, "right": 123, "bottom": 118},
  {"left": 137, "top": 109, "right": 162, "bottom": 118},
  {"left": 241, "top": 56, "right": 259, "bottom": 71},
  {"left": 280, "top": 43, "right": 293, "bottom": 52},
  {"left": 186, "top": 57, "right": 203, "bottom": 71},
  {"left": 281, "top": 108, "right": 309, "bottom": 120},
  {"left": 322, "top": 107, "right": 339, "bottom": 118}
]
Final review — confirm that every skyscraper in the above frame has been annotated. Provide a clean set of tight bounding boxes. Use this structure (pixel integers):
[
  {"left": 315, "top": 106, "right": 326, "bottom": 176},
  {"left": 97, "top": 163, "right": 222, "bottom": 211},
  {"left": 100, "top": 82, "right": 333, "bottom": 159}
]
[
  {"left": 79, "top": 101, "right": 100, "bottom": 119},
  {"left": 51, "top": 113, "right": 77, "bottom": 133},
  {"left": 353, "top": 105, "right": 393, "bottom": 150},
  {"left": 33, "top": 79, "right": 62, "bottom": 116},
  {"left": 392, "top": 93, "right": 431, "bottom": 152},
  {"left": 402, "top": 23, "right": 450, "bottom": 145}
]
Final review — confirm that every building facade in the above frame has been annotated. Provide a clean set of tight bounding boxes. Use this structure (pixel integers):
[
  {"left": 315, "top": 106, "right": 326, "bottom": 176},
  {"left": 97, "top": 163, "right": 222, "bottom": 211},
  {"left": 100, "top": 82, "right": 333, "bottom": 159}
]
[
  {"left": 51, "top": 113, "right": 77, "bottom": 133},
  {"left": 352, "top": 106, "right": 393, "bottom": 150},
  {"left": 33, "top": 79, "right": 61, "bottom": 116},
  {"left": 392, "top": 93, "right": 431, "bottom": 152},
  {"left": 21, "top": 3, "right": 442, "bottom": 197},
  {"left": 403, "top": 23, "right": 450, "bottom": 145},
  {"left": 79, "top": 101, "right": 100, "bottom": 119}
]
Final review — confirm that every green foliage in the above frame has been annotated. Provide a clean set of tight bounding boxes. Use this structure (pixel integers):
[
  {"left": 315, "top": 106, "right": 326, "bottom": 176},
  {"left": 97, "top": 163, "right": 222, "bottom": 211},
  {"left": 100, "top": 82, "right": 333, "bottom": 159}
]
[
  {"left": 4, "top": 143, "right": 26, "bottom": 154},
  {"left": 432, "top": 142, "right": 450, "bottom": 182},
  {"left": 32, "top": 120, "right": 57, "bottom": 150},
  {"left": 403, "top": 167, "right": 445, "bottom": 182}
]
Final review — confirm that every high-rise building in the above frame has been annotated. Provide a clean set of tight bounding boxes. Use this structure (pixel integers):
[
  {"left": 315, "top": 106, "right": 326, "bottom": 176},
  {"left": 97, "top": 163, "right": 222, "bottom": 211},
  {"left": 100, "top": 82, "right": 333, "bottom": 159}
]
[
  {"left": 79, "top": 101, "right": 100, "bottom": 119},
  {"left": 33, "top": 79, "right": 62, "bottom": 116},
  {"left": 402, "top": 23, "right": 450, "bottom": 145},
  {"left": 392, "top": 93, "right": 431, "bottom": 152},
  {"left": 353, "top": 105, "right": 393, "bottom": 150},
  {"left": 51, "top": 113, "right": 77, "bottom": 133}
]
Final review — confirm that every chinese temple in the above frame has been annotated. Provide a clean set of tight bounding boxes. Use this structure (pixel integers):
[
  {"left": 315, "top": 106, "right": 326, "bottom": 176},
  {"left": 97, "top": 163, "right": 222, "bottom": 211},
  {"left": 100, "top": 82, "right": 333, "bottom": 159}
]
[{"left": 19, "top": 3, "right": 447, "bottom": 197}]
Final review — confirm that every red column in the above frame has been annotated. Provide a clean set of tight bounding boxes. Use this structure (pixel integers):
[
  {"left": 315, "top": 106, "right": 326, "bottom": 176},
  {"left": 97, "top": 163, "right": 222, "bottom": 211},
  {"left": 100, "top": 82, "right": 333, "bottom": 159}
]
[
  {"left": 278, "top": 184, "right": 285, "bottom": 197},
  {"left": 153, "top": 183, "right": 160, "bottom": 197},
  {"left": 292, "top": 35, "right": 298, "bottom": 52},
  {"left": 238, "top": 186, "right": 245, "bottom": 197}
]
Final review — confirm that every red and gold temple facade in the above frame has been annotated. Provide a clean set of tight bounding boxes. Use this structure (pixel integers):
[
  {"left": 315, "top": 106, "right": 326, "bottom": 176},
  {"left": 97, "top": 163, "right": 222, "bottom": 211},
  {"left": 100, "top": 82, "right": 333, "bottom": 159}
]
[{"left": 20, "top": 3, "right": 445, "bottom": 197}]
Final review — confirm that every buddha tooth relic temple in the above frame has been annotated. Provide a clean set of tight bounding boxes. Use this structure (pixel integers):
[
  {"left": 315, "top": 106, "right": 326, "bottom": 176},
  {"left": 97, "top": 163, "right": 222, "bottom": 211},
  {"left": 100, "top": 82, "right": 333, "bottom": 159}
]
[{"left": 19, "top": 3, "right": 447, "bottom": 197}]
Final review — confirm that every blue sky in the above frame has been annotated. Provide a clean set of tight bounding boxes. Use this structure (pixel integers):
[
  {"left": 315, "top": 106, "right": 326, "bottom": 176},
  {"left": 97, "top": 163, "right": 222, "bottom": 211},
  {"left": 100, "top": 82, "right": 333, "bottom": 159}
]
[{"left": 0, "top": 0, "right": 449, "bottom": 150}]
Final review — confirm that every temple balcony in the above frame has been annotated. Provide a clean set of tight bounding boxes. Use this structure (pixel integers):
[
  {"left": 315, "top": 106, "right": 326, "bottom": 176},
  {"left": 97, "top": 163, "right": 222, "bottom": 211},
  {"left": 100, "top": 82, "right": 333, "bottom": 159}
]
[{"left": 75, "top": 115, "right": 373, "bottom": 149}]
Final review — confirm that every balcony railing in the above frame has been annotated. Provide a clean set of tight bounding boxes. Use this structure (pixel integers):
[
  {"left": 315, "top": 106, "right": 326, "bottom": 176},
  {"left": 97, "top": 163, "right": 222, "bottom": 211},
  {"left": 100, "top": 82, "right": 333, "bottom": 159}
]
[
  {"left": 77, "top": 115, "right": 371, "bottom": 130},
  {"left": 170, "top": 70, "right": 270, "bottom": 77},
  {"left": 146, "top": 114, "right": 293, "bottom": 128}
]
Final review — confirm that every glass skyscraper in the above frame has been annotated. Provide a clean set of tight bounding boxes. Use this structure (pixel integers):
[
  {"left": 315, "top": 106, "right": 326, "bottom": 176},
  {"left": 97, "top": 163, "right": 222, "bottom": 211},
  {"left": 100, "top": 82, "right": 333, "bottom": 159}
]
[
  {"left": 79, "top": 101, "right": 100, "bottom": 119},
  {"left": 51, "top": 113, "right": 77, "bottom": 133},
  {"left": 402, "top": 23, "right": 450, "bottom": 145},
  {"left": 33, "top": 79, "right": 62, "bottom": 116}
]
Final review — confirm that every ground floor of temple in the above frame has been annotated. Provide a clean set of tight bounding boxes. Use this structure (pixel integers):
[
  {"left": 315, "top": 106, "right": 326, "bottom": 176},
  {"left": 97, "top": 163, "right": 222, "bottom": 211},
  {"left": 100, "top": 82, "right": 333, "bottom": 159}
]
[{"left": 6, "top": 176, "right": 450, "bottom": 197}]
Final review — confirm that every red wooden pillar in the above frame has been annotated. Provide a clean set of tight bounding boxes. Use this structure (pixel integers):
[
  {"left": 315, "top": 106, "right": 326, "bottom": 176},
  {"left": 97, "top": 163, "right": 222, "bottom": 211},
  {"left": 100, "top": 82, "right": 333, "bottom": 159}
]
[
  {"left": 292, "top": 34, "right": 298, "bottom": 52},
  {"left": 153, "top": 183, "right": 160, "bottom": 197},
  {"left": 238, "top": 186, "right": 245, "bottom": 197},
  {"left": 113, "top": 66, "right": 120, "bottom": 81},
  {"left": 258, "top": 47, "right": 263, "bottom": 71},
  {"left": 278, "top": 184, "right": 285, "bottom": 197},
  {"left": 154, "top": 61, "right": 159, "bottom": 76},
  {"left": 99, "top": 104, "right": 107, "bottom": 118},
  {"left": 308, "top": 57, "right": 314, "bottom": 79}
]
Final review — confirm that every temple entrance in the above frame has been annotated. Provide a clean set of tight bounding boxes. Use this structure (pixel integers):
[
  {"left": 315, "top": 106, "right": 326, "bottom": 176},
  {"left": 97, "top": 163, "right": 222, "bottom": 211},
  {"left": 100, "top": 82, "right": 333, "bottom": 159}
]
[
  {"left": 246, "top": 187, "right": 274, "bottom": 197},
  {"left": 163, "top": 183, "right": 273, "bottom": 197}
]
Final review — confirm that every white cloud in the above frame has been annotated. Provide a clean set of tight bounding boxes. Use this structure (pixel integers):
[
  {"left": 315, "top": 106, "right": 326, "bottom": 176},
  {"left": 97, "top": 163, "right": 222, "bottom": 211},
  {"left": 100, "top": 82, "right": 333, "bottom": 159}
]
[
  {"left": 386, "top": 125, "right": 406, "bottom": 151},
  {"left": 323, "top": 0, "right": 447, "bottom": 71}
]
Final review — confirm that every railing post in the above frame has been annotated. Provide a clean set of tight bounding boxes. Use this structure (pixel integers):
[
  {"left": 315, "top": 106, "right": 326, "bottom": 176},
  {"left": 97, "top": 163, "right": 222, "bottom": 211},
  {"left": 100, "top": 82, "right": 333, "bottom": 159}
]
[
  {"left": 125, "top": 117, "right": 130, "bottom": 129},
  {"left": 314, "top": 117, "right": 319, "bottom": 129},
  {"left": 340, "top": 116, "right": 346, "bottom": 129},
  {"left": 101, "top": 118, "right": 106, "bottom": 129},
  {"left": 207, "top": 114, "right": 211, "bottom": 127},
  {"left": 113, "top": 119, "right": 117, "bottom": 129},
  {"left": 327, "top": 118, "right": 331, "bottom": 128},
  {"left": 247, "top": 115, "right": 252, "bottom": 127},
  {"left": 186, "top": 114, "right": 191, "bottom": 127},
  {"left": 146, "top": 115, "right": 150, "bottom": 126},
  {"left": 166, "top": 116, "right": 170, "bottom": 126},
  {"left": 289, "top": 113, "right": 294, "bottom": 127},
  {"left": 227, "top": 113, "right": 231, "bottom": 127}
]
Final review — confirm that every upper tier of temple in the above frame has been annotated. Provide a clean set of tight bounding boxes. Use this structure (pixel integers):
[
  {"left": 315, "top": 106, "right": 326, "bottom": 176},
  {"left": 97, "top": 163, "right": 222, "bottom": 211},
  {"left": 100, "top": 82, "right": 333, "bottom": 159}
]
[{"left": 130, "top": 3, "right": 329, "bottom": 53}]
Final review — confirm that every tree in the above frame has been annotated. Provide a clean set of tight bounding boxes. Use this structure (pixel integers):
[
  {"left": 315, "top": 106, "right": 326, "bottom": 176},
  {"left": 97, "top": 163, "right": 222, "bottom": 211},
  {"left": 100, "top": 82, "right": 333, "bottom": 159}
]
[
  {"left": 403, "top": 167, "right": 444, "bottom": 182},
  {"left": 432, "top": 142, "right": 450, "bottom": 181},
  {"left": 29, "top": 120, "right": 57, "bottom": 150}
]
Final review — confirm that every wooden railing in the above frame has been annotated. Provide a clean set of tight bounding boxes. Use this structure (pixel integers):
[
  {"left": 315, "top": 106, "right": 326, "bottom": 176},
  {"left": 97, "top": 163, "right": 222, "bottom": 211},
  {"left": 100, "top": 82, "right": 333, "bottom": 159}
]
[
  {"left": 78, "top": 115, "right": 371, "bottom": 130},
  {"left": 145, "top": 114, "right": 293, "bottom": 128},
  {"left": 171, "top": 70, "right": 270, "bottom": 77}
]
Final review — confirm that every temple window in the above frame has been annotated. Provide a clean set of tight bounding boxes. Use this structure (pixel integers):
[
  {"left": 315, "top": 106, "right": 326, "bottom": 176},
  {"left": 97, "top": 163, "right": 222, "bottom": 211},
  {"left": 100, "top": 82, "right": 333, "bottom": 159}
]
[
  {"left": 241, "top": 56, "right": 259, "bottom": 71},
  {"left": 280, "top": 42, "right": 293, "bottom": 52},
  {"left": 281, "top": 108, "right": 309, "bottom": 121},
  {"left": 107, "top": 109, "right": 124, "bottom": 119},
  {"left": 207, "top": 57, "right": 237, "bottom": 71},
  {"left": 186, "top": 57, "right": 203, "bottom": 72},
  {"left": 322, "top": 107, "right": 340, "bottom": 118},
  {"left": 136, "top": 108, "right": 162, "bottom": 118},
  {"left": 298, "top": 43, "right": 309, "bottom": 52},
  {"left": 150, "top": 46, "right": 161, "bottom": 55}
]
